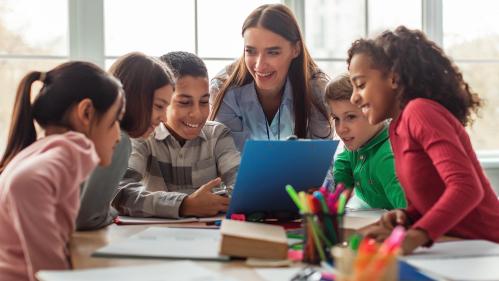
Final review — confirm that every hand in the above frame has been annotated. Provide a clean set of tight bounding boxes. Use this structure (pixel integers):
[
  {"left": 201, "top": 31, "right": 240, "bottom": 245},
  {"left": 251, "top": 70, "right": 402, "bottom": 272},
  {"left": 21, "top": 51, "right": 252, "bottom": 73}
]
[
  {"left": 179, "top": 177, "right": 230, "bottom": 217},
  {"left": 380, "top": 209, "right": 408, "bottom": 230},
  {"left": 359, "top": 223, "right": 392, "bottom": 243},
  {"left": 401, "top": 228, "right": 430, "bottom": 255}
]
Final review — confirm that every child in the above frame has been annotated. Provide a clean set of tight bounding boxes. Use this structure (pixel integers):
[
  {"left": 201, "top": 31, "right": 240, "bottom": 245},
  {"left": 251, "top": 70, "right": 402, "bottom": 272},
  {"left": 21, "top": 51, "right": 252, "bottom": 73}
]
[
  {"left": 347, "top": 26, "right": 499, "bottom": 254},
  {"left": 76, "top": 52, "right": 175, "bottom": 230},
  {"left": 113, "top": 51, "right": 240, "bottom": 218},
  {"left": 0, "top": 62, "right": 124, "bottom": 280},
  {"left": 326, "top": 74, "right": 406, "bottom": 210}
]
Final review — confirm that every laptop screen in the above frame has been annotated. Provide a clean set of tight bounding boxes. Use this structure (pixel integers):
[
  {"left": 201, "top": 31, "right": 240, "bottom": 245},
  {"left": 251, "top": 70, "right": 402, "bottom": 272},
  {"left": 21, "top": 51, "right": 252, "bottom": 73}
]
[{"left": 226, "top": 139, "right": 339, "bottom": 219}]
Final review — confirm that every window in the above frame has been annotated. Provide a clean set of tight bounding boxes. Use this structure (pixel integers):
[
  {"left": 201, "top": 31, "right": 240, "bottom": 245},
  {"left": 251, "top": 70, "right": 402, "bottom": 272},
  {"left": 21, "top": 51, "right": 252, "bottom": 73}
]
[
  {"left": 304, "top": 0, "right": 422, "bottom": 81},
  {"left": 367, "top": 0, "right": 421, "bottom": 36},
  {"left": 104, "top": 0, "right": 278, "bottom": 75},
  {"left": 443, "top": 0, "right": 499, "bottom": 151},
  {"left": 104, "top": 0, "right": 195, "bottom": 58},
  {"left": 197, "top": 0, "right": 280, "bottom": 78},
  {"left": 0, "top": 0, "right": 68, "bottom": 152},
  {"left": 1, "top": 0, "right": 498, "bottom": 157}
]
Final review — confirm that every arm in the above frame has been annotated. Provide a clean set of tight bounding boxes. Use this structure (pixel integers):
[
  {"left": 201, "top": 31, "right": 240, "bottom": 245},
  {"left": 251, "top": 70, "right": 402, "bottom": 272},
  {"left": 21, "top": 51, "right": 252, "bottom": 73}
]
[
  {"left": 212, "top": 87, "right": 249, "bottom": 151},
  {"left": 112, "top": 138, "right": 187, "bottom": 218},
  {"left": 408, "top": 102, "right": 484, "bottom": 241},
  {"left": 8, "top": 142, "right": 96, "bottom": 279},
  {"left": 374, "top": 149, "right": 407, "bottom": 209},
  {"left": 214, "top": 124, "right": 241, "bottom": 187},
  {"left": 333, "top": 149, "right": 354, "bottom": 189},
  {"left": 76, "top": 134, "right": 131, "bottom": 230}
]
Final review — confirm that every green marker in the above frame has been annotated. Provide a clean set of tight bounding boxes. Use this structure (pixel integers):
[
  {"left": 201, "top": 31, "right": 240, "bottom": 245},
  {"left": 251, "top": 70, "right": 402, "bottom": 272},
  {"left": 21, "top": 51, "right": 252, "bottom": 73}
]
[
  {"left": 349, "top": 234, "right": 362, "bottom": 251},
  {"left": 286, "top": 184, "right": 303, "bottom": 212},
  {"left": 337, "top": 193, "right": 347, "bottom": 215}
]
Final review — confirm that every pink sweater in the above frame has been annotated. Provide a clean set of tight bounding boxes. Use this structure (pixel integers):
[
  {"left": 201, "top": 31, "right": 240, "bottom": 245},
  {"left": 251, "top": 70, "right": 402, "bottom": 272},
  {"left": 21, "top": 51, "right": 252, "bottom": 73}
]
[
  {"left": 0, "top": 132, "right": 99, "bottom": 281},
  {"left": 390, "top": 98, "right": 499, "bottom": 243}
]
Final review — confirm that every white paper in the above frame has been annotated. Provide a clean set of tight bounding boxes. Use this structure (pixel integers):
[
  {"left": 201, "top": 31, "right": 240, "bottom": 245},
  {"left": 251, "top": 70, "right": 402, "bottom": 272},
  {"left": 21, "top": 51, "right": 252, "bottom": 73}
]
[
  {"left": 406, "top": 256, "right": 499, "bottom": 281},
  {"left": 94, "top": 227, "right": 229, "bottom": 261},
  {"left": 255, "top": 268, "right": 302, "bottom": 281},
  {"left": 37, "top": 261, "right": 236, "bottom": 281},
  {"left": 115, "top": 215, "right": 223, "bottom": 225},
  {"left": 404, "top": 240, "right": 499, "bottom": 260},
  {"left": 345, "top": 208, "right": 386, "bottom": 218},
  {"left": 115, "top": 216, "right": 198, "bottom": 225}
]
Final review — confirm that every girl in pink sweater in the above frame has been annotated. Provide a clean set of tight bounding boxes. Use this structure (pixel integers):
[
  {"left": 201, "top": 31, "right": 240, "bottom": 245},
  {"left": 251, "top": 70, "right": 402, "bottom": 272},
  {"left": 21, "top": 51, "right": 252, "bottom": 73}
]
[
  {"left": 347, "top": 26, "right": 499, "bottom": 254},
  {"left": 0, "top": 62, "right": 124, "bottom": 281}
]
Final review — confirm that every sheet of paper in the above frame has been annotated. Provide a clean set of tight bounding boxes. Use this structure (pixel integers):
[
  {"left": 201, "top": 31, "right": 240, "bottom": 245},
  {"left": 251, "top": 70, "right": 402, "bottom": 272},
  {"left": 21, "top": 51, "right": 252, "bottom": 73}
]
[
  {"left": 406, "top": 256, "right": 499, "bottom": 281},
  {"left": 115, "top": 215, "right": 224, "bottom": 225},
  {"left": 403, "top": 240, "right": 499, "bottom": 260},
  {"left": 345, "top": 208, "right": 386, "bottom": 218},
  {"left": 94, "top": 227, "right": 229, "bottom": 261},
  {"left": 255, "top": 267, "right": 302, "bottom": 281},
  {"left": 37, "top": 261, "right": 237, "bottom": 281},
  {"left": 115, "top": 216, "right": 198, "bottom": 225},
  {"left": 343, "top": 215, "right": 379, "bottom": 230}
]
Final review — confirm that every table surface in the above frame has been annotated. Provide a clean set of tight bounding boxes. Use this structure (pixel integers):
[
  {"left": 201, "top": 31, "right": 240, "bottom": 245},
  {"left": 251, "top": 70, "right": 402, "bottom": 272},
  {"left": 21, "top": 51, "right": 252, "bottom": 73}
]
[{"left": 69, "top": 215, "right": 401, "bottom": 280}]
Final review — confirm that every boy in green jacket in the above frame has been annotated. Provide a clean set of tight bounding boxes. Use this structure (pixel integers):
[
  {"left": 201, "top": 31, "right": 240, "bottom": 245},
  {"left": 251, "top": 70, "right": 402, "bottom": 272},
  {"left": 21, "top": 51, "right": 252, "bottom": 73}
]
[{"left": 326, "top": 74, "right": 406, "bottom": 209}]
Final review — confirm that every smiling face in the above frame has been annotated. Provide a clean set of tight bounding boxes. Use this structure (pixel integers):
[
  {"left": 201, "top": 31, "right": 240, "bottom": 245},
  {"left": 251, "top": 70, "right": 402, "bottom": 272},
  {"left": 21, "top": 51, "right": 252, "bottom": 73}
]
[
  {"left": 243, "top": 26, "right": 300, "bottom": 96},
  {"left": 349, "top": 53, "right": 400, "bottom": 125},
  {"left": 329, "top": 100, "right": 384, "bottom": 151},
  {"left": 141, "top": 84, "right": 174, "bottom": 138},
  {"left": 165, "top": 75, "right": 210, "bottom": 142}
]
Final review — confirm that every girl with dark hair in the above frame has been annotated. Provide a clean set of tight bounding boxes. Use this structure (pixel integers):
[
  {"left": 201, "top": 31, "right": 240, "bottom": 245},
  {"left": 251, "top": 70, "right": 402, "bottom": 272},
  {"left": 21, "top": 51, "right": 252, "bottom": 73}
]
[
  {"left": 209, "top": 3, "right": 333, "bottom": 151},
  {"left": 0, "top": 61, "right": 124, "bottom": 280},
  {"left": 347, "top": 26, "right": 499, "bottom": 254},
  {"left": 76, "top": 52, "right": 175, "bottom": 230}
]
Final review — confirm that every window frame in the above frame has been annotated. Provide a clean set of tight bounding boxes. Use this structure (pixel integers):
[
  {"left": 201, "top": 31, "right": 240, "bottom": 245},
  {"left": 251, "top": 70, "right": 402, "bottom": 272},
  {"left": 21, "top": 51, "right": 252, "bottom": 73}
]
[{"left": 2, "top": 0, "right": 497, "bottom": 164}]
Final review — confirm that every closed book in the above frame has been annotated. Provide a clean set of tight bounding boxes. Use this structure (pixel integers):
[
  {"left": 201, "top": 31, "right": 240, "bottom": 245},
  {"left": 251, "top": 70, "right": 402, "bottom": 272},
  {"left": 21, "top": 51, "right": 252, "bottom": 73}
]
[{"left": 219, "top": 220, "right": 288, "bottom": 259}]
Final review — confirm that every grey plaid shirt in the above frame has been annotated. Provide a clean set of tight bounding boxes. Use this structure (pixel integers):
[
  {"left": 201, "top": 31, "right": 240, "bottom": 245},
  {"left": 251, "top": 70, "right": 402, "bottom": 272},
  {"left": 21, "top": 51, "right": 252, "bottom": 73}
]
[{"left": 113, "top": 121, "right": 240, "bottom": 218}]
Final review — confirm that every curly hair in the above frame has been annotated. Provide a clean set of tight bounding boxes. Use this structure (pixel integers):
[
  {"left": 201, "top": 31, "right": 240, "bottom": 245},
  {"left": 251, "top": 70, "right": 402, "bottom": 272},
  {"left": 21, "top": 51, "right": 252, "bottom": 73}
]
[{"left": 347, "top": 26, "right": 482, "bottom": 126}]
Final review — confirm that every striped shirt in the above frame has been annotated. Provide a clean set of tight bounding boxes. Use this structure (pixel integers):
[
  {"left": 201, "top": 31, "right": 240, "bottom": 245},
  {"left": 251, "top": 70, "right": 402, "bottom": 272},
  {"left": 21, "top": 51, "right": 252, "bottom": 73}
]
[{"left": 113, "top": 121, "right": 240, "bottom": 218}]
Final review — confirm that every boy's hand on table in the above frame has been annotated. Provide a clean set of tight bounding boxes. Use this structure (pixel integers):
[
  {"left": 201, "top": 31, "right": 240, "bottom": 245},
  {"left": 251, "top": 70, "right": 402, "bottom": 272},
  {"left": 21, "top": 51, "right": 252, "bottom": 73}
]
[{"left": 180, "top": 177, "right": 230, "bottom": 217}]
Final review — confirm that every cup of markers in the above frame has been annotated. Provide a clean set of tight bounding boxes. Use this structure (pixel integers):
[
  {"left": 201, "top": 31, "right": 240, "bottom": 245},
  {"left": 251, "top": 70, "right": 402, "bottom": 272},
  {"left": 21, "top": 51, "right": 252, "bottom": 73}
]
[
  {"left": 285, "top": 181, "right": 353, "bottom": 264},
  {"left": 332, "top": 226, "right": 405, "bottom": 281}
]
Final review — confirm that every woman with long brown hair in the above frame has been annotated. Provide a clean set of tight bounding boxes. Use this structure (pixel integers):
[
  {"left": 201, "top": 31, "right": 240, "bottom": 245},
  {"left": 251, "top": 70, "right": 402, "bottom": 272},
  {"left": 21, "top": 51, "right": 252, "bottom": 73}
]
[{"left": 210, "top": 4, "right": 333, "bottom": 151}]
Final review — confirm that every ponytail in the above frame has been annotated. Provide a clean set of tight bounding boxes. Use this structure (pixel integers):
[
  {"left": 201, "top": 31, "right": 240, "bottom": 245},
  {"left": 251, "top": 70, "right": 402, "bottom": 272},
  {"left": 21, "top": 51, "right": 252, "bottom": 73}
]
[
  {"left": 1, "top": 61, "right": 121, "bottom": 174},
  {"left": 0, "top": 72, "right": 44, "bottom": 174}
]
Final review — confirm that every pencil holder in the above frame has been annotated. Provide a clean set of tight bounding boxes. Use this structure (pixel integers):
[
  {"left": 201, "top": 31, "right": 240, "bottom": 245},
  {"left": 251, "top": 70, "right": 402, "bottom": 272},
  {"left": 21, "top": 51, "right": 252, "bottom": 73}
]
[
  {"left": 301, "top": 212, "right": 344, "bottom": 264},
  {"left": 331, "top": 245, "right": 398, "bottom": 281}
]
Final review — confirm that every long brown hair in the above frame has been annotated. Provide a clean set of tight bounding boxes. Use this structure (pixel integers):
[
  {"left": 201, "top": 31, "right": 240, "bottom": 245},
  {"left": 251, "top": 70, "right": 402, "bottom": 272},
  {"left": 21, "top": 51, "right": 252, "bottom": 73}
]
[
  {"left": 347, "top": 26, "right": 482, "bottom": 126},
  {"left": 209, "top": 3, "right": 331, "bottom": 138},
  {"left": 109, "top": 52, "right": 175, "bottom": 138},
  {"left": 0, "top": 62, "right": 122, "bottom": 174}
]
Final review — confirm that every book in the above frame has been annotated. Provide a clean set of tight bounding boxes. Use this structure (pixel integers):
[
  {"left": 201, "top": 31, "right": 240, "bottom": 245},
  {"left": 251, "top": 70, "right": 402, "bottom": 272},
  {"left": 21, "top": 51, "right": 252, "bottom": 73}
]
[{"left": 219, "top": 220, "right": 288, "bottom": 260}]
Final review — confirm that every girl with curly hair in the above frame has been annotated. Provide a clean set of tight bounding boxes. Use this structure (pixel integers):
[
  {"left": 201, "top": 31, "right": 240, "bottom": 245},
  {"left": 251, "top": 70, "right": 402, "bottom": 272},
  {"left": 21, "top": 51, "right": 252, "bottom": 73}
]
[{"left": 347, "top": 26, "right": 499, "bottom": 254}]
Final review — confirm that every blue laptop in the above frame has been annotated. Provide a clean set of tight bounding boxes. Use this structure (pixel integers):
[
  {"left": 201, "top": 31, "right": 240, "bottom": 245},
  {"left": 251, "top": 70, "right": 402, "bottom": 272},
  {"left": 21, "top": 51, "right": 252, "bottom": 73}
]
[{"left": 226, "top": 139, "right": 339, "bottom": 219}]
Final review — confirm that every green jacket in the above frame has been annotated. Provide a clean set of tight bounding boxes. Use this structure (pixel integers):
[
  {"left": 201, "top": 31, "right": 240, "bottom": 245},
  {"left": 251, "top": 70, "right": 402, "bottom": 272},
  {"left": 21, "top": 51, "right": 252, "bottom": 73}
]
[{"left": 333, "top": 126, "right": 407, "bottom": 209}]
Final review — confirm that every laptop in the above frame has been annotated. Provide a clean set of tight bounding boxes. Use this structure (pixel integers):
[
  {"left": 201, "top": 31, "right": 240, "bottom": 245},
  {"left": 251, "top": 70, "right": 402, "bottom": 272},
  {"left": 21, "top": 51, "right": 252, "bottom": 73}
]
[{"left": 226, "top": 139, "right": 339, "bottom": 219}]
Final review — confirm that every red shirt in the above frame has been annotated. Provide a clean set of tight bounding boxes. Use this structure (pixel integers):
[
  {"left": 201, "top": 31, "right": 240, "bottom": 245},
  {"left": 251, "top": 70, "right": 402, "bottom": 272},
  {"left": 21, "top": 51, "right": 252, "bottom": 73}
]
[{"left": 389, "top": 98, "right": 499, "bottom": 242}]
